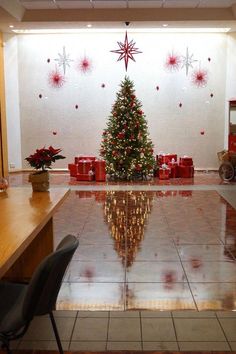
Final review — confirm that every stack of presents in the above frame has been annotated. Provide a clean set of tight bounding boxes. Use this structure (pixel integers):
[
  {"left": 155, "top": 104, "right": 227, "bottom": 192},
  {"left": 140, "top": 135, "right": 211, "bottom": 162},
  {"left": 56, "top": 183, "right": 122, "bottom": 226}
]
[
  {"left": 156, "top": 153, "right": 194, "bottom": 180},
  {"left": 68, "top": 153, "right": 194, "bottom": 182},
  {"left": 68, "top": 156, "right": 106, "bottom": 182}
]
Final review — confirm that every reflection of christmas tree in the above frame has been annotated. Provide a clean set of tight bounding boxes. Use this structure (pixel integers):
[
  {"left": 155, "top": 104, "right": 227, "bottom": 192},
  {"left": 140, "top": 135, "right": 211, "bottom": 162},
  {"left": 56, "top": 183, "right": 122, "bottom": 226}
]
[
  {"left": 104, "top": 191, "right": 153, "bottom": 267},
  {"left": 100, "top": 76, "right": 155, "bottom": 180}
]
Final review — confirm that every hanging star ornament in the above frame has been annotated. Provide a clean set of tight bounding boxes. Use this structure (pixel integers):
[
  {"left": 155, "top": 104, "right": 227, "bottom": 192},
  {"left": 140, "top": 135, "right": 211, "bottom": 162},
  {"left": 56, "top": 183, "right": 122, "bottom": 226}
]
[
  {"left": 181, "top": 47, "right": 198, "bottom": 76},
  {"left": 111, "top": 31, "right": 142, "bottom": 71},
  {"left": 54, "top": 46, "right": 73, "bottom": 75}
]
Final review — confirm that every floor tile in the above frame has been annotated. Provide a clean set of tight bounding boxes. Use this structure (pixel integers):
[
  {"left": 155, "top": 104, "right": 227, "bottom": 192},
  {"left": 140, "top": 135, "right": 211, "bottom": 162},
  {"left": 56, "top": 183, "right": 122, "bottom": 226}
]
[
  {"left": 190, "top": 283, "right": 236, "bottom": 311},
  {"left": 22, "top": 316, "right": 75, "bottom": 341},
  {"left": 107, "top": 341, "right": 142, "bottom": 350},
  {"left": 78, "top": 311, "right": 109, "bottom": 317},
  {"left": 141, "top": 311, "right": 171, "bottom": 317},
  {"left": 173, "top": 310, "right": 216, "bottom": 318},
  {"left": 178, "top": 341, "right": 231, "bottom": 351},
  {"left": 74, "top": 244, "right": 120, "bottom": 261},
  {"left": 174, "top": 318, "right": 226, "bottom": 341},
  {"left": 126, "top": 282, "right": 196, "bottom": 310},
  {"left": 143, "top": 341, "right": 178, "bottom": 350},
  {"left": 18, "top": 341, "right": 69, "bottom": 350},
  {"left": 218, "top": 318, "right": 236, "bottom": 341},
  {"left": 69, "top": 341, "right": 107, "bottom": 351},
  {"left": 177, "top": 245, "right": 235, "bottom": 262},
  {"left": 57, "top": 282, "right": 124, "bottom": 310},
  {"left": 66, "top": 261, "right": 125, "bottom": 282},
  {"left": 183, "top": 261, "right": 236, "bottom": 282},
  {"left": 127, "top": 261, "right": 186, "bottom": 282},
  {"left": 229, "top": 341, "right": 236, "bottom": 350},
  {"left": 109, "top": 311, "right": 140, "bottom": 317},
  {"left": 142, "top": 318, "right": 176, "bottom": 341},
  {"left": 53, "top": 310, "right": 77, "bottom": 318},
  {"left": 216, "top": 311, "right": 236, "bottom": 318},
  {"left": 135, "top": 243, "right": 179, "bottom": 261},
  {"left": 71, "top": 317, "right": 108, "bottom": 341},
  {"left": 108, "top": 318, "right": 141, "bottom": 341}
]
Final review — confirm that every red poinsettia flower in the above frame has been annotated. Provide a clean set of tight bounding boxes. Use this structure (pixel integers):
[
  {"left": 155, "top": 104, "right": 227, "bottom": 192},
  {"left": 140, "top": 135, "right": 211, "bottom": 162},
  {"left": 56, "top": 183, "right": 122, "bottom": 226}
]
[{"left": 25, "top": 146, "right": 65, "bottom": 171}]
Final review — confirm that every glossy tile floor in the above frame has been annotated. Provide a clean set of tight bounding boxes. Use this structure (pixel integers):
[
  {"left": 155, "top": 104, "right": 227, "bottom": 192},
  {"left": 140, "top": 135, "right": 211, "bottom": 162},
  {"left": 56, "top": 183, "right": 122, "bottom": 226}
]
[{"left": 7, "top": 172, "right": 236, "bottom": 351}]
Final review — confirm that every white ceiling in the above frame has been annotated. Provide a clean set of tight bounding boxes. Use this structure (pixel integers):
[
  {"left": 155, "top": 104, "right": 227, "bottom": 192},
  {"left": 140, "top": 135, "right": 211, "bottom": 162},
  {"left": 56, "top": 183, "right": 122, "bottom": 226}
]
[{"left": 17, "top": 0, "right": 236, "bottom": 10}]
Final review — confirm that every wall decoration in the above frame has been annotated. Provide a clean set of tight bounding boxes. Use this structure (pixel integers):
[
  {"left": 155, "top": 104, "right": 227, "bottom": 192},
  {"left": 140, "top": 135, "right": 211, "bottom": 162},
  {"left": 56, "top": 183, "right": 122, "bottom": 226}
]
[
  {"left": 165, "top": 51, "right": 181, "bottom": 72},
  {"left": 200, "top": 130, "right": 205, "bottom": 135},
  {"left": 54, "top": 46, "right": 73, "bottom": 75},
  {"left": 48, "top": 67, "right": 65, "bottom": 88},
  {"left": 179, "top": 102, "right": 182, "bottom": 108},
  {"left": 101, "top": 83, "right": 106, "bottom": 88},
  {"left": 78, "top": 55, "right": 92, "bottom": 74},
  {"left": 52, "top": 131, "right": 57, "bottom": 135},
  {"left": 181, "top": 47, "right": 198, "bottom": 76},
  {"left": 110, "top": 31, "right": 142, "bottom": 71},
  {"left": 38, "top": 94, "right": 42, "bottom": 99},
  {"left": 47, "top": 58, "right": 50, "bottom": 63},
  {"left": 75, "top": 104, "right": 79, "bottom": 109},
  {"left": 208, "top": 57, "right": 211, "bottom": 62},
  {"left": 192, "top": 68, "right": 208, "bottom": 88},
  {"left": 210, "top": 93, "right": 214, "bottom": 98},
  {"left": 156, "top": 85, "right": 160, "bottom": 91}
]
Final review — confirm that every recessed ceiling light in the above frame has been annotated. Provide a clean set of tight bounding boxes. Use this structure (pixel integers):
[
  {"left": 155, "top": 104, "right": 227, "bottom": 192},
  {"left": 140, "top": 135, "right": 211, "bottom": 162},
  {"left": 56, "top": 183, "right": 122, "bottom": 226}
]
[
  {"left": 9, "top": 25, "right": 14, "bottom": 28},
  {"left": 87, "top": 24, "right": 92, "bottom": 28},
  {"left": 163, "top": 24, "right": 168, "bottom": 27}
]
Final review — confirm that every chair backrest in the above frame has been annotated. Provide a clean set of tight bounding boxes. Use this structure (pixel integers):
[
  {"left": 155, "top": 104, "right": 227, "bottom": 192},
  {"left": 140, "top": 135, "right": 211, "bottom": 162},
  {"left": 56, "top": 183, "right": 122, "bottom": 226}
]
[{"left": 22, "top": 234, "right": 78, "bottom": 320}]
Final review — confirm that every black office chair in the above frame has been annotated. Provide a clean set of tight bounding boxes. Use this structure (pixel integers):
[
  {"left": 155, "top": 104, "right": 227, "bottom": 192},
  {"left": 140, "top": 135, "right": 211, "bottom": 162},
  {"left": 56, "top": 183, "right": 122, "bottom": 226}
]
[{"left": 0, "top": 234, "right": 79, "bottom": 354}]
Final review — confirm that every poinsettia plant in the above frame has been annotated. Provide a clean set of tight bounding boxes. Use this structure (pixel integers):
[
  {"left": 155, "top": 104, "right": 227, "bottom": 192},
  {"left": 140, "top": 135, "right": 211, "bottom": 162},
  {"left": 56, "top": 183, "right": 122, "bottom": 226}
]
[{"left": 25, "top": 146, "right": 65, "bottom": 171}]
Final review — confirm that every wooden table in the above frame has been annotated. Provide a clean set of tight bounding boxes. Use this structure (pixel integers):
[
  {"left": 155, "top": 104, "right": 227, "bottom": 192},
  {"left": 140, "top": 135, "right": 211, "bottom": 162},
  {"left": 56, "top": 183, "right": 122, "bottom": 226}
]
[{"left": 0, "top": 187, "right": 70, "bottom": 280}]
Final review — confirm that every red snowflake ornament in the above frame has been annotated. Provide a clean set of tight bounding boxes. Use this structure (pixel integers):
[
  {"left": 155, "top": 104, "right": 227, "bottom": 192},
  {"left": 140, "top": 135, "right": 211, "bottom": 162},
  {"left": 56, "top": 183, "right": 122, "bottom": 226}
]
[
  {"left": 192, "top": 68, "right": 208, "bottom": 88},
  {"left": 48, "top": 69, "right": 65, "bottom": 88},
  {"left": 78, "top": 56, "right": 92, "bottom": 74},
  {"left": 165, "top": 51, "right": 181, "bottom": 71},
  {"left": 111, "top": 31, "right": 142, "bottom": 71}
]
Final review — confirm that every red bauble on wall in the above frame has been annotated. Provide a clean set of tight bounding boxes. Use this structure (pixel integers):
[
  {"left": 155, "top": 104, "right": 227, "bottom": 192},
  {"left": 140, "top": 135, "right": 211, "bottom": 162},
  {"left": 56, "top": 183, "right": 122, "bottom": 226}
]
[
  {"left": 165, "top": 51, "right": 182, "bottom": 71},
  {"left": 192, "top": 68, "right": 208, "bottom": 88},
  {"left": 78, "top": 56, "right": 92, "bottom": 74}
]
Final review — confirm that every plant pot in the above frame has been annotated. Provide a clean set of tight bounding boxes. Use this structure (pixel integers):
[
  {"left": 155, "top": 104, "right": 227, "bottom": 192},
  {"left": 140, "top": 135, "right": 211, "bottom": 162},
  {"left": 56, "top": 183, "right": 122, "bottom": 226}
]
[{"left": 28, "top": 171, "right": 50, "bottom": 192}]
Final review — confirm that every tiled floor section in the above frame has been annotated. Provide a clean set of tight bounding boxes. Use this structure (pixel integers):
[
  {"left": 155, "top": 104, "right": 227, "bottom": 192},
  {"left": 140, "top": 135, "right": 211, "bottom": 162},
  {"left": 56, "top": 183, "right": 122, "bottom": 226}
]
[
  {"left": 5, "top": 172, "right": 236, "bottom": 352},
  {"left": 53, "top": 189, "right": 236, "bottom": 311},
  {"left": 10, "top": 310, "right": 236, "bottom": 351}
]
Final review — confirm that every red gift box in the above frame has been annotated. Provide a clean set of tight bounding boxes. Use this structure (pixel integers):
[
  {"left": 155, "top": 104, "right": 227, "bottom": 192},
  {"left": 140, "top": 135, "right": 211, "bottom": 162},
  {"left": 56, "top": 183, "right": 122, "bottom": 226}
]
[
  {"left": 178, "top": 165, "right": 194, "bottom": 178},
  {"left": 94, "top": 160, "right": 106, "bottom": 182},
  {"left": 76, "top": 173, "right": 94, "bottom": 181},
  {"left": 179, "top": 157, "right": 193, "bottom": 166},
  {"left": 157, "top": 154, "right": 177, "bottom": 165},
  {"left": 168, "top": 163, "right": 179, "bottom": 178},
  {"left": 78, "top": 160, "right": 93, "bottom": 174},
  {"left": 75, "top": 156, "right": 96, "bottom": 164},
  {"left": 68, "top": 163, "right": 78, "bottom": 177},
  {"left": 159, "top": 168, "right": 170, "bottom": 180},
  {"left": 229, "top": 134, "right": 236, "bottom": 152}
]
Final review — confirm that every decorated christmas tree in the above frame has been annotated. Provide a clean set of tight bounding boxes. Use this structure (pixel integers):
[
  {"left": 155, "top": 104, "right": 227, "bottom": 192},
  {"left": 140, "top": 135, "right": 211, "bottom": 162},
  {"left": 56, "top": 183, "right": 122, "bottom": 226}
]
[{"left": 100, "top": 76, "right": 155, "bottom": 180}]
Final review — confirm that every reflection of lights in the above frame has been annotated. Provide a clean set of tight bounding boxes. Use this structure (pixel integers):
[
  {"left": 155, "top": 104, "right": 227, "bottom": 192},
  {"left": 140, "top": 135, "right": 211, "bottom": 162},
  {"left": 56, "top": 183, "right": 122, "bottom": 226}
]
[{"left": 104, "top": 191, "right": 153, "bottom": 267}]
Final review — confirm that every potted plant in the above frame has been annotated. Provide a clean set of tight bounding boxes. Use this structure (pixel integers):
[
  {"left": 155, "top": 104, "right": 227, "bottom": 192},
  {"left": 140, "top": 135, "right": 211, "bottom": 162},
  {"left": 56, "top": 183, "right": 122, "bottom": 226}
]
[{"left": 25, "top": 146, "right": 65, "bottom": 192}]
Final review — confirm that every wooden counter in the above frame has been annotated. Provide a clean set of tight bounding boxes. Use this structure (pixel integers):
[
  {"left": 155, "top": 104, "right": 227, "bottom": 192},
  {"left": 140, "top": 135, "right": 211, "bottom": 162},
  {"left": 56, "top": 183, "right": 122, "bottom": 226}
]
[{"left": 0, "top": 187, "right": 70, "bottom": 280}]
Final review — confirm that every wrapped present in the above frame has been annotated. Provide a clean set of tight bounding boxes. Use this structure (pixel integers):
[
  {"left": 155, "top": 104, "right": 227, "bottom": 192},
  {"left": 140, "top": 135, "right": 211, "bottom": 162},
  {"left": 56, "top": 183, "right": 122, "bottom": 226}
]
[
  {"left": 159, "top": 167, "right": 170, "bottom": 180},
  {"left": 78, "top": 160, "right": 93, "bottom": 174},
  {"left": 75, "top": 156, "right": 96, "bottom": 164},
  {"left": 94, "top": 160, "right": 106, "bottom": 182},
  {"left": 179, "top": 190, "right": 192, "bottom": 197},
  {"left": 179, "top": 156, "right": 193, "bottom": 166},
  {"left": 168, "top": 162, "right": 179, "bottom": 178},
  {"left": 229, "top": 134, "right": 236, "bottom": 152},
  {"left": 68, "top": 163, "right": 78, "bottom": 177},
  {"left": 178, "top": 165, "right": 194, "bottom": 178},
  {"left": 76, "top": 173, "right": 94, "bottom": 181},
  {"left": 162, "top": 154, "right": 178, "bottom": 164}
]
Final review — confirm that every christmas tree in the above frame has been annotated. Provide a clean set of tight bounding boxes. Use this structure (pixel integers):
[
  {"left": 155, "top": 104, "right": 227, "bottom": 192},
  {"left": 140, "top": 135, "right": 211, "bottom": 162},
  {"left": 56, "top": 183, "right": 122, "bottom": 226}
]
[{"left": 100, "top": 76, "right": 155, "bottom": 180}]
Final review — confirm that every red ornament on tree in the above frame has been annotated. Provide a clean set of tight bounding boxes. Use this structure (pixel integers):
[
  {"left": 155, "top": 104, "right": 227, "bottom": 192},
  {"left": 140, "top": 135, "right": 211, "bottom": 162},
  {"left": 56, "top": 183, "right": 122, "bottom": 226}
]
[
  {"left": 110, "top": 31, "right": 142, "bottom": 71},
  {"left": 192, "top": 68, "right": 208, "bottom": 88},
  {"left": 135, "top": 164, "right": 141, "bottom": 171},
  {"left": 165, "top": 51, "right": 181, "bottom": 71},
  {"left": 137, "top": 109, "right": 143, "bottom": 115},
  {"left": 117, "top": 132, "right": 125, "bottom": 139},
  {"left": 48, "top": 68, "right": 65, "bottom": 88}
]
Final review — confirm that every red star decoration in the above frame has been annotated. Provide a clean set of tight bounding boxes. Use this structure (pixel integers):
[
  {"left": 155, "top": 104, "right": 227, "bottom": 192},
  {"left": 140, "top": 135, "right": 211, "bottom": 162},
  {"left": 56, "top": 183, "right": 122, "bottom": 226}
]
[{"left": 111, "top": 31, "right": 142, "bottom": 71}]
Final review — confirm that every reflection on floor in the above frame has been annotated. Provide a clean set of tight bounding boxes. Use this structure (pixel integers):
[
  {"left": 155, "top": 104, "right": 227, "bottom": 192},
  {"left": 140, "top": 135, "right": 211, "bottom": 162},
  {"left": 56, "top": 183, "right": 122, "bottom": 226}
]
[
  {"left": 7, "top": 172, "right": 236, "bottom": 352},
  {"left": 54, "top": 190, "right": 236, "bottom": 311}
]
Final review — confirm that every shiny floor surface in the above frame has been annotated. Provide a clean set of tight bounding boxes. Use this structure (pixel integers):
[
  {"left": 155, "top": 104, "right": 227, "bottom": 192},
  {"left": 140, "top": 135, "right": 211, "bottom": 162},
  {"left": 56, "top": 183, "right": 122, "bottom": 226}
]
[
  {"left": 52, "top": 190, "right": 236, "bottom": 312},
  {"left": 6, "top": 172, "right": 236, "bottom": 352}
]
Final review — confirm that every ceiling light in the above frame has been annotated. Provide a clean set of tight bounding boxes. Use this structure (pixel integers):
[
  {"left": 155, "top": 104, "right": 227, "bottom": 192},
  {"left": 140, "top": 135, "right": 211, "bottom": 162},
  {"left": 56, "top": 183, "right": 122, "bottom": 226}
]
[
  {"left": 9, "top": 25, "right": 14, "bottom": 28},
  {"left": 162, "top": 24, "right": 168, "bottom": 27},
  {"left": 12, "top": 27, "right": 231, "bottom": 34},
  {"left": 87, "top": 24, "right": 92, "bottom": 28}
]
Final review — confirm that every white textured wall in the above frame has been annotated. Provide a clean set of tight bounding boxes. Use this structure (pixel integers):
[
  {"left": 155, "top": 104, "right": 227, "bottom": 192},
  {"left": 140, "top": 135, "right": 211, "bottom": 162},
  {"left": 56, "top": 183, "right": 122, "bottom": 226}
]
[
  {"left": 7, "top": 32, "right": 230, "bottom": 169},
  {"left": 4, "top": 33, "right": 22, "bottom": 170}
]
